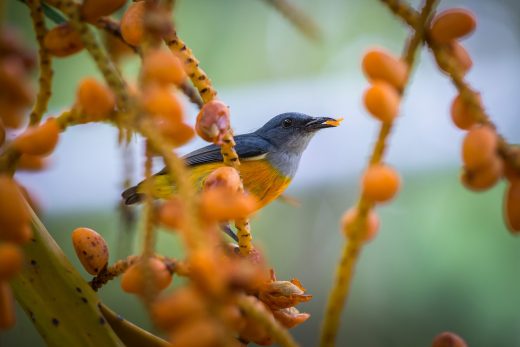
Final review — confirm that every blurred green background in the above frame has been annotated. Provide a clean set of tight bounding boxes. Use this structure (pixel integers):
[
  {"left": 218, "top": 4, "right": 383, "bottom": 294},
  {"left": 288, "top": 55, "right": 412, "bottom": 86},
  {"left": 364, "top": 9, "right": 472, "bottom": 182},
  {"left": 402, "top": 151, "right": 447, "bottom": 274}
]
[{"left": 2, "top": 0, "right": 520, "bottom": 346}]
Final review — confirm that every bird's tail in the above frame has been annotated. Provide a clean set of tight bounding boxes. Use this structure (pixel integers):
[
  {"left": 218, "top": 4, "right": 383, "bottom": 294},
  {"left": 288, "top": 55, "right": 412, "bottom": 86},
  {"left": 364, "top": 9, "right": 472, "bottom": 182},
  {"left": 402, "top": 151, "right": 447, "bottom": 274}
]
[{"left": 121, "top": 185, "right": 144, "bottom": 205}]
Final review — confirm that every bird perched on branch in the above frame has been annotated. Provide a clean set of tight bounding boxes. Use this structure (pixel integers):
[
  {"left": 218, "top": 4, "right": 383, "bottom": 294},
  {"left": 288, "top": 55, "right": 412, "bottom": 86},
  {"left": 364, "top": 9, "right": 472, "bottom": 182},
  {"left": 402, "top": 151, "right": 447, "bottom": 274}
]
[{"left": 122, "top": 112, "right": 341, "bottom": 208}]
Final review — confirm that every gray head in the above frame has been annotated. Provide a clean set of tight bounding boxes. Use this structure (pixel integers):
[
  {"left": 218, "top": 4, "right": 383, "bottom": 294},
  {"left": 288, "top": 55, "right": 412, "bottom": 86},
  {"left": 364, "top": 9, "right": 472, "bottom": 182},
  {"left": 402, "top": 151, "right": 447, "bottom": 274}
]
[
  {"left": 255, "top": 112, "right": 337, "bottom": 154},
  {"left": 254, "top": 112, "right": 339, "bottom": 177}
]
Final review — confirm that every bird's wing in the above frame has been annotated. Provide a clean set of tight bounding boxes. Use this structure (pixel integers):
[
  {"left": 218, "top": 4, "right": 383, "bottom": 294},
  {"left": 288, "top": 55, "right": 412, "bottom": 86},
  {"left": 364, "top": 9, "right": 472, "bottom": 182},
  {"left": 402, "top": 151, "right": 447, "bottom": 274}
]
[{"left": 155, "top": 134, "right": 272, "bottom": 175}]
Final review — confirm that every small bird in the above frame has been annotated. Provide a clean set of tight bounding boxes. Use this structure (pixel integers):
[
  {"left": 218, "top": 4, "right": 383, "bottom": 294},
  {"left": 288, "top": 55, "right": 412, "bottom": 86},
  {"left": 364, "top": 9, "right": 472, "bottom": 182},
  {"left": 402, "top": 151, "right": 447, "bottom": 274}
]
[{"left": 122, "top": 112, "right": 340, "bottom": 208}]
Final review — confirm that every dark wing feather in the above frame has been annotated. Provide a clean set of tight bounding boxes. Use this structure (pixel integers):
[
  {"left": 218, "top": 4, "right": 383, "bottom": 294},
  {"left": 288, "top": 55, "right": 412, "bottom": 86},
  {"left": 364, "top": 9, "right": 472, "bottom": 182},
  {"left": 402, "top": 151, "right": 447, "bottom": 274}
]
[{"left": 155, "top": 134, "right": 272, "bottom": 176}]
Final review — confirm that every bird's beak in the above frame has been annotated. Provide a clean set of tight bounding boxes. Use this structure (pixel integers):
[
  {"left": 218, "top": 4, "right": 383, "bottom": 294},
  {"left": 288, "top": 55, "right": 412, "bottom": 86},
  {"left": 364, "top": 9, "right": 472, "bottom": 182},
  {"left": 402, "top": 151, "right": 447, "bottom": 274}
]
[{"left": 305, "top": 117, "right": 343, "bottom": 130}]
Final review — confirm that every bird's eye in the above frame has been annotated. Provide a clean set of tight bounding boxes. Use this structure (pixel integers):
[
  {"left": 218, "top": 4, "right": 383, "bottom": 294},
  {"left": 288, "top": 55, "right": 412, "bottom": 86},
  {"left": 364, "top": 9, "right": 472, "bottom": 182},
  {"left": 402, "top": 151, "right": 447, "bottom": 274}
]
[{"left": 282, "top": 118, "right": 292, "bottom": 128}]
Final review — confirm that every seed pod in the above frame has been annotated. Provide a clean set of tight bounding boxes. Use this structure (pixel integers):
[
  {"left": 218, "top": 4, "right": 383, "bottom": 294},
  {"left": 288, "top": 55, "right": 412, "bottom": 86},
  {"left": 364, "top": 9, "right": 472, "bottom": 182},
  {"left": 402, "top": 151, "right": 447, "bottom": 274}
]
[
  {"left": 430, "top": 8, "right": 477, "bottom": 44},
  {"left": 0, "top": 176, "right": 31, "bottom": 244},
  {"left": 195, "top": 100, "right": 231, "bottom": 144},
  {"left": 361, "top": 48, "right": 408, "bottom": 90},
  {"left": 12, "top": 117, "right": 60, "bottom": 156},
  {"left": 0, "top": 282, "right": 15, "bottom": 330},
  {"left": 120, "top": 1, "right": 146, "bottom": 46},
  {"left": 461, "top": 125, "right": 498, "bottom": 170},
  {"left": 258, "top": 279, "right": 312, "bottom": 310},
  {"left": 204, "top": 167, "right": 242, "bottom": 192},
  {"left": 81, "top": 0, "right": 127, "bottom": 22},
  {"left": 76, "top": 78, "right": 116, "bottom": 121},
  {"left": 142, "top": 50, "right": 186, "bottom": 86},
  {"left": 450, "top": 93, "right": 481, "bottom": 130},
  {"left": 431, "top": 332, "right": 468, "bottom": 347},
  {"left": 0, "top": 243, "right": 23, "bottom": 280},
  {"left": 120, "top": 258, "right": 172, "bottom": 295},
  {"left": 200, "top": 188, "right": 258, "bottom": 221},
  {"left": 461, "top": 157, "right": 503, "bottom": 192},
  {"left": 71, "top": 227, "right": 109, "bottom": 275},
  {"left": 142, "top": 86, "right": 183, "bottom": 123},
  {"left": 363, "top": 81, "right": 400, "bottom": 123},
  {"left": 504, "top": 179, "right": 520, "bottom": 233},
  {"left": 341, "top": 207, "right": 379, "bottom": 242},
  {"left": 362, "top": 164, "right": 401, "bottom": 203},
  {"left": 272, "top": 307, "right": 310, "bottom": 329},
  {"left": 448, "top": 41, "right": 472, "bottom": 75},
  {"left": 43, "top": 23, "right": 84, "bottom": 57}
]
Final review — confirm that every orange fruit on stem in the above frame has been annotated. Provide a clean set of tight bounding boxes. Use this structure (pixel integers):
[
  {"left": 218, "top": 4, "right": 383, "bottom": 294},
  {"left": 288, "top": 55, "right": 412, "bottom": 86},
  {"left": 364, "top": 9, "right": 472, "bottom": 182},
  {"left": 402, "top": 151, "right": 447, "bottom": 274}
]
[
  {"left": 12, "top": 117, "right": 60, "bottom": 156},
  {"left": 450, "top": 93, "right": 481, "bottom": 130},
  {"left": 0, "top": 282, "right": 15, "bottom": 330},
  {"left": 0, "top": 176, "right": 31, "bottom": 244},
  {"left": 461, "top": 125, "right": 498, "bottom": 170},
  {"left": 121, "top": 258, "right": 172, "bottom": 295},
  {"left": 142, "top": 50, "right": 186, "bottom": 86},
  {"left": 71, "top": 227, "right": 109, "bottom": 275},
  {"left": 448, "top": 41, "right": 473, "bottom": 75},
  {"left": 341, "top": 207, "right": 379, "bottom": 242},
  {"left": 195, "top": 100, "right": 231, "bottom": 144},
  {"left": 0, "top": 243, "right": 23, "bottom": 280},
  {"left": 81, "top": 0, "right": 127, "bottom": 22},
  {"left": 203, "top": 167, "right": 242, "bottom": 192},
  {"left": 43, "top": 23, "right": 84, "bottom": 57},
  {"left": 461, "top": 157, "right": 503, "bottom": 192},
  {"left": 159, "top": 198, "right": 185, "bottom": 230},
  {"left": 361, "top": 48, "right": 408, "bottom": 90},
  {"left": 363, "top": 81, "right": 400, "bottom": 123},
  {"left": 120, "top": 1, "right": 146, "bottom": 46},
  {"left": 142, "top": 86, "right": 183, "bottom": 123},
  {"left": 430, "top": 8, "right": 477, "bottom": 44},
  {"left": 76, "top": 78, "right": 116, "bottom": 121},
  {"left": 362, "top": 164, "right": 401, "bottom": 203},
  {"left": 17, "top": 154, "right": 48, "bottom": 171}
]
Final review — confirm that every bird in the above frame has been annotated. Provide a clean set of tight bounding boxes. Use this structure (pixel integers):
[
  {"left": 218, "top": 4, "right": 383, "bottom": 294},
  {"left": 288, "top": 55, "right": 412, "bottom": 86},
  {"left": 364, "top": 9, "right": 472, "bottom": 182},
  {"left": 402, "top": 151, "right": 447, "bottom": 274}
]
[{"left": 122, "top": 112, "right": 340, "bottom": 208}]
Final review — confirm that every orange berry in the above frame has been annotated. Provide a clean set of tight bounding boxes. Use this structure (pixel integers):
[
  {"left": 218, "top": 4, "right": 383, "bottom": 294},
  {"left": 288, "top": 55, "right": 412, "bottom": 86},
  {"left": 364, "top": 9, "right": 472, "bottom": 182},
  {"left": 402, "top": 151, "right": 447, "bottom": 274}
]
[
  {"left": 362, "top": 164, "right": 401, "bottom": 203},
  {"left": 341, "top": 207, "right": 379, "bottom": 242},
  {"left": 17, "top": 154, "right": 48, "bottom": 172},
  {"left": 157, "top": 120, "right": 195, "bottom": 147},
  {"left": 43, "top": 23, "right": 84, "bottom": 57},
  {"left": 461, "top": 157, "right": 503, "bottom": 192},
  {"left": 81, "top": 0, "right": 127, "bottom": 22},
  {"left": 430, "top": 8, "right": 477, "bottom": 44},
  {"left": 200, "top": 188, "right": 258, "bottom": 221},
  {"left": 0, "top": 244, "right": 23, "bottom": 280},
  {"left": 142, "top": 86, "right": 183, "bottom": 123},
  {"left": 142, "top": 49, "right": 186, "bottom": 86},
  {"left": 76, "top": 78, "right": 116, "bottom": 121},
  {"left": 0, "top": 176, "right": 31, "bottom": 244},
  {"left": 448, "top": 41, "right": 472, "bottom": 74},
  {"left": 12, "top": 117, "right": 60, "bottom": 156},
  {"left": 461, "top": 125, "right": 498, "bottom": 170},
  {"left": 432, "top": 332, "right": 468, "bottom": 347},
  {"left": 169, "top": 319, "right": 221, "bottom": 347},
  {"left": 195, "top": 100, "right": 231, "bottom": 144},
  {"left": 71, "top": 227, "right": 109, "bottom": 275},
  {"left": 0, "top": 282, "right": 15, "bottom": 330},
  {"left": 121, "top": 258, "right": 172, "bottom": 295},
  {"left": 204, "top": 167, "right": 242, "bottom": 192},
  {"left": 159, "top": 198, "right": 185, "bottom": 230},
  {"left": 361, "top": 48, "right": 408, "bottom": 90},
  {"left": 504, "top": 179, "right": 520, "bottom": 234},
  {"left": 363, "top": 81, "right": 400, "bottom": 123},
  {"left": 120, "top": 1, "right": 146, "bottom": 46},
  {"left": 450, "top": 93, "right": 481, "bottom": 130},
  {"left": 152, "top": 286, "right": 206, "bottom": 329}
]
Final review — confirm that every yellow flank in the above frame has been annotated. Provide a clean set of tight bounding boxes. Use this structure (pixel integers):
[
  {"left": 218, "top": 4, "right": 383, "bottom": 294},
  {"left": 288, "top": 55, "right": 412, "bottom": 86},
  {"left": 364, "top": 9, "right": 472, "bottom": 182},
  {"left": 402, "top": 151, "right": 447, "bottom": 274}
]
[{"left": 139, "top": 159, "right": 291, "bottom": 209}]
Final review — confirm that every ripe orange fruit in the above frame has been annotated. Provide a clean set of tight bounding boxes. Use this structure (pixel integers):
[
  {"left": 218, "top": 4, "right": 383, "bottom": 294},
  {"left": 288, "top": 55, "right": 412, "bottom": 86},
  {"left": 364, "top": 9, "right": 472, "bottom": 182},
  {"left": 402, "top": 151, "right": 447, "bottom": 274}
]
[
  {"left": 195, "top": 100, "right": 231, "bottom": 144},
  {"left": 142, "top": 50, "right": 186, "bottom": 86},
  {"left": 504, "top": 179, "right": 520, "bottom": 233},
  {"left": 159, "top": 198, "right": 185, "bottom": 230},
  {"left": 432, "top": 332, "right": 468, "bottom": 347},
  {"left": 0, "top": 282, "right": 15, "bottom": 330},
  {"left": 450, "top": 93, "right": 481, "bottom": 130},
  {"left": 341, "top": 207, "right": 379, "bottom": 242},
  {"left": 461, "top": 157, "right": 503, "bottom": 192},
  {"left": 151, "top": 286, "right": 205, "bottom": 329},
  {"left": 203, "top": 167, "right": 242, "bottom": 192},
  {"left": 157, "top": 120, "right": 195, "bottom": 147},
  {"left": 17, "top": 154, "right": 48, "bottom": 172},
  {"left": 169, "top": 319, "right": 221, "bottom": 347},
  {"left": 363, "top": 81, "right": 401, "bottom": 123},
  {"left": 461, "top": 125, "right": 498, "bottom": 169},
  {"left": 0, "top": 176, "right": 31, "bottom": 244},
  {"left": 76, "top": 78, "right": 116, "bottom": 121},
  {"left": 43, "top": 23, "right": 84, "bottom": 57},
  {"left": 120, "top": 258, "right": 172, "bottom": 295},
  {"left": 200, "top": 188, "right": 258, "bottom": 221},
  {"left": 81, "top": 0, "right": 127, "bottom": 22},
  {"left": 0, "top": 243, "right": 23, "bottom": 280},
  {"left": 448, "top": 41, "right": 472, "bottom": 74},
  {"left": 120, "top": 1, "right": 146, "bottom": 46},
  {"left": 362, "top": 164, "right": 401, "bottom": 203},
  {"left": 71, "top": 227, "right": 109, "bottom": 275},
  {"left": 142, "top": 86, "right": 183, "bottom": 123},
  {"left": 12, "top": 117, "right": 60, "bottom": 156},
  {"left": 362, "top": 48, "right": 408, "bottom": 90},
  {"left": 430, "top": 8, "right": 477, "bottom": 44}
]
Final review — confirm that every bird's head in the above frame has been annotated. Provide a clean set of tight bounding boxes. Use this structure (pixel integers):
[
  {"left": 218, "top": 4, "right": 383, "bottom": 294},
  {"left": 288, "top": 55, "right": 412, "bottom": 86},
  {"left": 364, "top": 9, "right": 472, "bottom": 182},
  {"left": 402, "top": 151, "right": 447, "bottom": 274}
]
[{"left": 255, "top": 112, "right": 340, "bottom": 153}]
